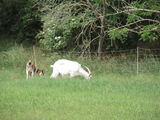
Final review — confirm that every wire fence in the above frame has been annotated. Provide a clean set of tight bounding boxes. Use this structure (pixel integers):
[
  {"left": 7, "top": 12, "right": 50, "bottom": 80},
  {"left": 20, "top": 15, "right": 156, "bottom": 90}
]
[{"left": 33, "top": 46, "right": 160, "bottom": 74}]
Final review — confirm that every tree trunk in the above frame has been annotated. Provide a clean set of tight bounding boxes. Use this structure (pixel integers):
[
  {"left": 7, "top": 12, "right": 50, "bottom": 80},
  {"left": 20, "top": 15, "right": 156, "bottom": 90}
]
[{"left": 98, "top": 0, "right": 106, "bottom": 59}]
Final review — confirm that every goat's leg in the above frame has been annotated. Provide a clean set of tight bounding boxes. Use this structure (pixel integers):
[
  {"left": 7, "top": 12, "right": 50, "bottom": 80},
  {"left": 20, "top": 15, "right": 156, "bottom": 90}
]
[
  {"left": 50, "top": 71, "right": 59, "bottom": 78},
  {"left": 31, "top": 71, "right": 34, "bottom": 77},
  {"left": 69, "top": 72, "right": 76, "bottom": 78},
  {"left": 26, "top": 71, "right": 29, "bottom": 80}
]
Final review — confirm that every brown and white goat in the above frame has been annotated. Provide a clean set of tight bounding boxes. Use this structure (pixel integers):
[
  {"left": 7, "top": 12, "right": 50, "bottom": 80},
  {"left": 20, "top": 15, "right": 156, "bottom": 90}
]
[{"left": 26, "top": 60, "right": 44, "bottom": 79}]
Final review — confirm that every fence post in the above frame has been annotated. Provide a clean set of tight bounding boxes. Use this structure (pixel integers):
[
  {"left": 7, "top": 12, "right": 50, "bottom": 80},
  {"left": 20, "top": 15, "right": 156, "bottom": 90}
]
[
  {"left": 33, "top": 45, "right": 37, "bottom": 67},
  {"left": 136, "top": 47, "right": 139, "bottom": 75}
]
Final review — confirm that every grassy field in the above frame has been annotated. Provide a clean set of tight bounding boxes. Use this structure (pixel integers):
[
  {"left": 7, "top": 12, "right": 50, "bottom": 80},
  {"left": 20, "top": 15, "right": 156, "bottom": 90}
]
[
  {"left": 0, "top": 36, "right": 160, "bottom": 120},
  {"left": 0, "top": 68, "right": 160, "bottom": 120}
]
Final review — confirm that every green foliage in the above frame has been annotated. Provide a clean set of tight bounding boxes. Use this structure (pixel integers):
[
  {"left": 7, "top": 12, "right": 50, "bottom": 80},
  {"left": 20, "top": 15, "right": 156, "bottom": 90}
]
[
  {"left": 140, "top": 32, "right": 158, "bottom": 42},
  {"left": 140, "top": 24, "right": 159, "bottom": 41},
  {"left": 37, "top": 1, "right": 95, "bottom": 50},
  {"left": 131, "top": 1, "right": 153, "bottom": 17},
  {"left": 37, "top": 2, "right": 73, "bottom": 50},
  {"left": 108, "top": 28, "right": 128, "bottom": 42},
  {"left": 11, "top": 0, "right": 41, "bottom": 44},
  {"left": 91, "top": 0, "right": 103, "bottom": 6},
  {"left": 0, "top": 0, "right": 160, "bottom": 50},
  {"left": 0, "top": 0, "right": 20, "bottom": 32},
  {"left": 124, "top": 0, "right": 160, "bottom": 44},
  {"left": 126, "top": 15, "right": 140, "bottom": 24}
]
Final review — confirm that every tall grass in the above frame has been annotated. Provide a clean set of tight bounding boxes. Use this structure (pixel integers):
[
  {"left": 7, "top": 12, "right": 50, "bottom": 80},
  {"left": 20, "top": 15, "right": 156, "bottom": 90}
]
[
  {"left": 48, "top": 51, "right": 160, "bottom": 74},
  {"left": 0, "top": 44, "right": 160, "bottom": 74},
  {"left": 0, "top": 43, "right": 50, "bottom": 71},
  {"left": 0, "top": 45, "right": 29, "bottom": 68}
]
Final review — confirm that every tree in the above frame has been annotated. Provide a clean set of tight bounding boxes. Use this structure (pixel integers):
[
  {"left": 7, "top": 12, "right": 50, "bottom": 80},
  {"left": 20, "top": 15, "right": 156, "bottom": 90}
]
[
  {"left": 0, "top": 0, "right": 41, "bottom": 44},
  {"left": 98, "top": 0, "right": 106, "bottom": 59},
  {"left": 29, "top": 0, "right": 160, "bottom": 52},
  {"left": 107, "top": 0, "right": 160, "bottom": 47}
]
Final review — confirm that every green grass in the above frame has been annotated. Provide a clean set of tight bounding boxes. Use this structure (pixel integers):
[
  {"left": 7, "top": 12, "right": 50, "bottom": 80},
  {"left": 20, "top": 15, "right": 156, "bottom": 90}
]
[
  {"left": 0, "top": 35, "right": 160, "bottom": 120},
  {"left": 0, "top": 68, "right": 160, "bottom": 120}
]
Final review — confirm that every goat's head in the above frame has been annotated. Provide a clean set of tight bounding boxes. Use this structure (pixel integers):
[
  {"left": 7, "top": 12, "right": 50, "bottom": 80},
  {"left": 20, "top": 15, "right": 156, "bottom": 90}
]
[{"left": 28, "top": 60, "right": 32, "bottom": 65}]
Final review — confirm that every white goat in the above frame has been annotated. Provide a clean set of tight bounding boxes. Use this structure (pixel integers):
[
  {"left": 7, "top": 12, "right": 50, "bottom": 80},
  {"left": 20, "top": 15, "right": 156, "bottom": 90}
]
[{"left": 50, "top": 59, "right": 91, "bottom": 79}]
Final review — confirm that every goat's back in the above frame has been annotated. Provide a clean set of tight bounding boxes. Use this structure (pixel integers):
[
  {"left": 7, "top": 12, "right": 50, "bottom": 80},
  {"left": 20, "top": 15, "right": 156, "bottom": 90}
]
[{"left": 53, "top": 59, "right": 81, "bottom": 72}]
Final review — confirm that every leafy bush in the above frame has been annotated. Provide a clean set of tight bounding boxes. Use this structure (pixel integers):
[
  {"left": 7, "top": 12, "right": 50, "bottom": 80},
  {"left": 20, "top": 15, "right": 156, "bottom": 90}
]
[
  {"left": 36, "top": 2, "right": 72, "bottom": 50},
  {"left": 140, "top": 24, "right": 159, "bottom": 42},
  {"left": 36, "top": 1, "right": 95, "bottom": 50}
]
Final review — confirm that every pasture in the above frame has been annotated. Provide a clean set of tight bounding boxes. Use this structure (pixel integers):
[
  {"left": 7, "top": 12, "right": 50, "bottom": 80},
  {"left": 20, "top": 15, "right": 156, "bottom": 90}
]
[
  {"left": 0, "top": 69, "right": 160, "bottom": 120},
  {"left": 0, "top": 39, "right": 160, "bottom": 120}
]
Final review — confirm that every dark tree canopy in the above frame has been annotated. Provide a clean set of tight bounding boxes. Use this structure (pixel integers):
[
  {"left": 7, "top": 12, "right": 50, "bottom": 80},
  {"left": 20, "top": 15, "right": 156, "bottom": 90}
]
[{"left": 0, "top": 0, "right": 159, "bottom": 51}]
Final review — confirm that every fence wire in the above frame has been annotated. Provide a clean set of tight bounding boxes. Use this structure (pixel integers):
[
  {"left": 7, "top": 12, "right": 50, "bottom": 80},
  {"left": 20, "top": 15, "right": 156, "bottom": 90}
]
[{"left": 32, "top": 47, "right": 160, "bottom": 74}]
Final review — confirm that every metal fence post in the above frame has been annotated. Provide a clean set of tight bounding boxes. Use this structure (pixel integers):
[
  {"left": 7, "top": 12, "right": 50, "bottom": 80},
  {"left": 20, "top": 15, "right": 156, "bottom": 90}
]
[{"left": 137, "top": 47, "right": 139, "bottom": 75}]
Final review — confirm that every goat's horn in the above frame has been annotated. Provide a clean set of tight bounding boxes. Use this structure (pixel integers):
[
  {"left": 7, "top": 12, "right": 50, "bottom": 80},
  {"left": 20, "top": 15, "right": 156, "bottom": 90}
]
[{"left": 84, "top": 66, "right": 91, "bottom": 74}]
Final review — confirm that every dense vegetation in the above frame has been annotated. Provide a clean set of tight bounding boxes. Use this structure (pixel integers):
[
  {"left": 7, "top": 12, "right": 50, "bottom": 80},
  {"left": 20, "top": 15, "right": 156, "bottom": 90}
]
[
  {"left": 0, "top": 1, "right": 160, "bottom": 118},
  {"left": 0, "top": 0, "right": 159, "bottom": 54}
]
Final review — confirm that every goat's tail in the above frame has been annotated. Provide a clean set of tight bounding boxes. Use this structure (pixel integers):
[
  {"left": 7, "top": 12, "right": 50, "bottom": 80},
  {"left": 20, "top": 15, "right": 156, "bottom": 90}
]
[{"left": 50, "top": 65, "right": 54, "bottom": 68}]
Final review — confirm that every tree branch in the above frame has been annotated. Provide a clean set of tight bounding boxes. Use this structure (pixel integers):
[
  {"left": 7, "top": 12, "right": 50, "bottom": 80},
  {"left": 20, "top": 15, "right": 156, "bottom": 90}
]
[{"left": 125, "top": 6, "right": 160, "bottom": 14}]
